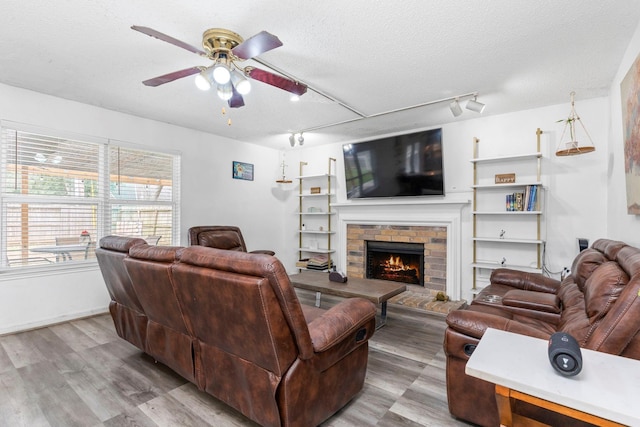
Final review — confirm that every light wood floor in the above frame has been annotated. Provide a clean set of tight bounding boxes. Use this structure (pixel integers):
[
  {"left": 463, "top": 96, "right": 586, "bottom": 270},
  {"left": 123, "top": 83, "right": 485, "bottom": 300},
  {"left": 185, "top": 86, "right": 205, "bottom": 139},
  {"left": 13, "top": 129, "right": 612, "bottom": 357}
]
[{"left": 0, "top": 290, "right": 473, "bottom": 426}]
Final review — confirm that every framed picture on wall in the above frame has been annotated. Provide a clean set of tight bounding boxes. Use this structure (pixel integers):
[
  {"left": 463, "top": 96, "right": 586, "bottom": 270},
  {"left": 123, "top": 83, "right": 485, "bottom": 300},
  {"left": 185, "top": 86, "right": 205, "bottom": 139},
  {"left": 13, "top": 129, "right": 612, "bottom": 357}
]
[
  {"left": 621, "top": 52, "right": 640, "bottom": 214},
  {"left": 232, "top": 161, "right": 254, "bottom": 181}
]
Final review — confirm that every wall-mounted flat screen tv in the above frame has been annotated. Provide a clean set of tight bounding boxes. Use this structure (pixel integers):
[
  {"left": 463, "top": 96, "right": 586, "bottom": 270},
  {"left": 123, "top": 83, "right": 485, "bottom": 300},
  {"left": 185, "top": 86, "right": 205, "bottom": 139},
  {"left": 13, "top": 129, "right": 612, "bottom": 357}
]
[{"left": 343, "top": 128, "right": 444, "bottom": 199}]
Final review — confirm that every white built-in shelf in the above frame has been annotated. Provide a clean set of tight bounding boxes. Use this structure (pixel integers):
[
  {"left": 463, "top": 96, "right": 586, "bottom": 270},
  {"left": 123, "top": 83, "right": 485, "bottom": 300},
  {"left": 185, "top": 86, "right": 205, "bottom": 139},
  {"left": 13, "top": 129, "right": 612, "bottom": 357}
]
[
  {"left": 297, "top": 192, "right": 334, "bottom": 197},
  {"left": 473, "top": 237, "right": 544, "bottom": 244},
  {"left": 299, "top": 230, "right": 335, "bottom": 235},
  {"left": 470, "top": 152, "right": 542, "bottom": 163},
  {"left": 472, "top": 181, "right": 543, "bottom": 189},
  {"left": 297, "top": 211, "right": 336, "bottom": 215},
  {"left": 472, "top": 261, "right": 542, "bottom": 273},
  {"left": 298, "top": 247, "right": 335, "bottom": 254},
  {"left": 295, "top": 174, "right": 336, "bottom": 179},
  {"left": 472, "top": 211, "right": 542, "bottom": 215}
]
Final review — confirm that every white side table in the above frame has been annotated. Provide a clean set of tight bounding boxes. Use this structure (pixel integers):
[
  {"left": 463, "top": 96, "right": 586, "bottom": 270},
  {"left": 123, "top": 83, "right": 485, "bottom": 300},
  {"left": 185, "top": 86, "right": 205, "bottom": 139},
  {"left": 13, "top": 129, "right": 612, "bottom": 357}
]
[{"left": 465, "top": 328, "right": 640, "bottom": 426}]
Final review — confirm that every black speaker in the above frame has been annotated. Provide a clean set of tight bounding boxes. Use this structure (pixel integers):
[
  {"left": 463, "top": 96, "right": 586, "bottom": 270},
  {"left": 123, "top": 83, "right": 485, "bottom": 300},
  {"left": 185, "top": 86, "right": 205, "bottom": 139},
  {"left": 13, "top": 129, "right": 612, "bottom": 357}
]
[{"left": 548, "top": 332, "right": 582, "bottom": 376}]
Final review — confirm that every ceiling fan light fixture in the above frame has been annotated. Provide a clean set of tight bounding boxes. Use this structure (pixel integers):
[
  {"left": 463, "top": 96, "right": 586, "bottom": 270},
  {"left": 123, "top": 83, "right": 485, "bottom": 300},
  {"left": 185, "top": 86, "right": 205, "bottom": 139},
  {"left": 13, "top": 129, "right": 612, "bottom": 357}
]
[
  {"left": 212, "top": 63, "right": 231, "bottom": 85},
  {"left": 466, "top": 96, "right": 486, "bottom": 113},
  {"left": 231, "top": 71, "right": 251, "bottom": 95},
  {"left": 194, "top": 70, "right": 211, "bottom": 91},
  {"left": 217, "top": 83, "right": 233, "bottom": 100},
  {"left": 449, "top": 99, "right": 463, "bottom": 117}
]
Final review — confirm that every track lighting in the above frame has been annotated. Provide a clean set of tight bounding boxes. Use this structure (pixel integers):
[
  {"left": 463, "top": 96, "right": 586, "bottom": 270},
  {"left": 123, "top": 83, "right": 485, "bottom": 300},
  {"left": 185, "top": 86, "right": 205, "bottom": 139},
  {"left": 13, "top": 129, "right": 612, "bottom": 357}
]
[
  {"left": 288, "top": 133, "right": 305, "bottom": 147},
  {"left": 466, "top": 96, "right": 486, "bottom": 113},
  {"left": 449, "top": 99, "right": 463, "bottom": 117},
  {"left": 289, "top": 92, "right": 486, "bottom": 144}
]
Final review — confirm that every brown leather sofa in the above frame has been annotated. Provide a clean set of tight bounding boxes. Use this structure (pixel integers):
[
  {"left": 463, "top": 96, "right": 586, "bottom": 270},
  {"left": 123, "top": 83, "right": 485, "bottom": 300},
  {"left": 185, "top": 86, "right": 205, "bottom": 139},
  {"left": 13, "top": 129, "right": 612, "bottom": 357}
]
[
  {"left": 188, "top": 225, "right": 275, "bottom": 255},
  {"left": 444, "top": 239, "right": 640, "bottom": 426},
  {"left": 96, "top": 236, "right": 377, "bottom": 427}
]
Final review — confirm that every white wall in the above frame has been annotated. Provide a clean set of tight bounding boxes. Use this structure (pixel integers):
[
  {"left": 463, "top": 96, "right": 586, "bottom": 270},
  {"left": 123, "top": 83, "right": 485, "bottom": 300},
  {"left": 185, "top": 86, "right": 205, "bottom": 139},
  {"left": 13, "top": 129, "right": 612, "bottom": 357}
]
[
  {"left": 290, "top": 98, "right": 610, "bottom": 300},
  {"left": 0, "top": 83, "right": 285, "bottom": 334},
  {"left": 608, "top": 19, "right": 640, "bottom": 246}
]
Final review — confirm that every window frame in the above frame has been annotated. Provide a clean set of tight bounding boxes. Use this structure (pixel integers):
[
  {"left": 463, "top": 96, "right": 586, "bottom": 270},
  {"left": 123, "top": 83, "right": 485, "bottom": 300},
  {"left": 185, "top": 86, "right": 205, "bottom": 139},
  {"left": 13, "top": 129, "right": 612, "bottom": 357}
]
[{"left": 0, "top": 121, "right": 181, "bottom": 274}]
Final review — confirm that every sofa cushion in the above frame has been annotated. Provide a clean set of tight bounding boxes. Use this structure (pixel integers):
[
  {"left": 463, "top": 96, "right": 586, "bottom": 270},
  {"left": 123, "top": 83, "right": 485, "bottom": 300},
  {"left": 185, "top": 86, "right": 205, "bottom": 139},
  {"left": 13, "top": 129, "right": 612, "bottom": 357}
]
[
  {"left": 198, "top": 230, "right": 244, "bottom": 251},
  {"left": 583, "top": 261, "right": 629, "bottom": 323},
  {"left": 570, "top": 248, "right": 608, "bottom": 292}
]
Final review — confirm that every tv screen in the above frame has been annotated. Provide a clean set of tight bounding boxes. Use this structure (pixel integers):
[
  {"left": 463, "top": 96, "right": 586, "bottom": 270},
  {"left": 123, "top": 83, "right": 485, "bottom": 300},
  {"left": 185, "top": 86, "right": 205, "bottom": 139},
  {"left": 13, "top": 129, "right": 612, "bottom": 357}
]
[{"left": 342, "top": 128, "right": 444, "bottom": 199}]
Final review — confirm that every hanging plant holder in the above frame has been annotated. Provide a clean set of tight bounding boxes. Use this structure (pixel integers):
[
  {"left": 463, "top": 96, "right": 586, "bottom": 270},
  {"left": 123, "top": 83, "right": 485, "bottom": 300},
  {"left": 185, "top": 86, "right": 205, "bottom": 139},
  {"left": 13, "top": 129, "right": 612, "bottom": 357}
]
[{"left": 555, "top": 91, "right": 596, "bottom": 156}]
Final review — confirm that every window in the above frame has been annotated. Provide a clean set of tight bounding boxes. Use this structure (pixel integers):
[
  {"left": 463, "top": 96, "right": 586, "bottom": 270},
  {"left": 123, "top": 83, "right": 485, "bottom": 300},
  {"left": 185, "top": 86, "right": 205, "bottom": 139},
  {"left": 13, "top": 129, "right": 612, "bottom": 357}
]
[
  {"left": 108, "top": 144, "right": 178, "bottom": 247},
  {"left": 0, "top": 122, "right": 180, "bottom": 269}
]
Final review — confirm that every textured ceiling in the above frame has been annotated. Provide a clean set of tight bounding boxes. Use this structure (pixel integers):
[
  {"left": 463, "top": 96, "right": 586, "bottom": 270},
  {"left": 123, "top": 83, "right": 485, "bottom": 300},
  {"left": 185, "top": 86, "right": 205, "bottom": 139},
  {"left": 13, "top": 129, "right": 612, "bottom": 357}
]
[{"left": 1, "top": 1, "right": 639, "bottom": 149}]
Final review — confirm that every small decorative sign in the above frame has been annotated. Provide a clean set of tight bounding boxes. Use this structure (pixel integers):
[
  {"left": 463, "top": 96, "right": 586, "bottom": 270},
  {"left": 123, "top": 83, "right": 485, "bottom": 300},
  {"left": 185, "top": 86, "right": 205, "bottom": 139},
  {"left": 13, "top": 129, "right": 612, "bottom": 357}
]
[
  {"left": 232, "top": 161, "right": 254, "bottom": 181},
  {"left": 495, "top": 173, "right": 516, "bottom": 184},
  {"left": 310, "top": 186, "right": 321, "bottom": 194}
]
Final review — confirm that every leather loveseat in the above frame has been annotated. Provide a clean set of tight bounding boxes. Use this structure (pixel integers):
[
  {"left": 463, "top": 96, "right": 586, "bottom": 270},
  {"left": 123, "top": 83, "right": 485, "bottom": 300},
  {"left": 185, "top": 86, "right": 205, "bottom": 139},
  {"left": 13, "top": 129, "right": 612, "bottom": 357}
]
[
  {"left": 444, "top": 239, "right": 640, "bottom": 426},
  {"left": 96, "top": 236, "right": 377, "bottom": 427}
]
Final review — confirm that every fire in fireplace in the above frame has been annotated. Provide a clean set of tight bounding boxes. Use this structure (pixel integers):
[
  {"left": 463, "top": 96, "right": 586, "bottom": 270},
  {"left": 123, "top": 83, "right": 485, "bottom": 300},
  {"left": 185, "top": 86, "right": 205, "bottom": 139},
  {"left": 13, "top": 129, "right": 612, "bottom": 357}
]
[{"left": 366, "top": 241, "right": 424, "bottom": 286}]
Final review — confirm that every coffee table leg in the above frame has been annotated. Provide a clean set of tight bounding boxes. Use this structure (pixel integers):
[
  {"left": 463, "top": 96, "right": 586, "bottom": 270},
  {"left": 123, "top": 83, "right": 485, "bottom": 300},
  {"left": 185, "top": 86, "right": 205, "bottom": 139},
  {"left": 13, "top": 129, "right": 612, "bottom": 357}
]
[
  {"left": 315, "top": 292, "right": 322, "bottom": 308},
  {"left": 376, "top": 302, "right": 388, "bottom": 329}
]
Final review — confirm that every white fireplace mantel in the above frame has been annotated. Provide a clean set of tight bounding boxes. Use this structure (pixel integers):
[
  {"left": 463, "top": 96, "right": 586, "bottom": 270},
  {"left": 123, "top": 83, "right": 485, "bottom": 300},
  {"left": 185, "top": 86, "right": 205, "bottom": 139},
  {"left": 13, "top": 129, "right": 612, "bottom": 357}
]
[{"left": 332, "top": 198, "right": 470, "bottom": 301}]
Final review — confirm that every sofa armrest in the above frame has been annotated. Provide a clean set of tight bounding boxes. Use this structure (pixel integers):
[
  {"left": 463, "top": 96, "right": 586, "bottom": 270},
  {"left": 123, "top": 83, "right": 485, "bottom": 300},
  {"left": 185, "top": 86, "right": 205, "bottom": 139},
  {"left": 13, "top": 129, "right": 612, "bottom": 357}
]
[
  {"left": 308, "top": 298, "right": 377, "bottom": 351},
  {"left": 502, "top": 289, "right": 561, "bottom": 313},
  {"left": 249, "top": 249, "right": 276, "bottom": 256},
  {"left": 446, "top": 308, "right": 552, "bottom": 341},
  {"left": 490, "top": 268, "right": 561, "bottom": 293}
]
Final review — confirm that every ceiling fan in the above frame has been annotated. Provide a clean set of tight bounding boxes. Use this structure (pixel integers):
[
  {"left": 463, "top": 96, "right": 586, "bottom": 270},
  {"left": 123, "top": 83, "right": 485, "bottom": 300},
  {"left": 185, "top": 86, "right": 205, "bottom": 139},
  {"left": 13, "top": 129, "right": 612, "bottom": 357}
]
[{"left": 131, "top": 25, "right": 308, "bottom": 108}]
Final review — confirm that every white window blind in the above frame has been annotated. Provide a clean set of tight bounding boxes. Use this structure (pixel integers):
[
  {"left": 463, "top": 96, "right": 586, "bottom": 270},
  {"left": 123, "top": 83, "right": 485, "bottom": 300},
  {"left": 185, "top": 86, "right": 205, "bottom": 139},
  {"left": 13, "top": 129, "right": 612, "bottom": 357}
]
[
  {"left": 108, "top": 145, "right": 177, "bottom": 246},
  {"left": 1, "top": 127, "right": 103, "bottom": 267},
  {"left": 0, "top": 124, "right": 180, "bottom": 269}
]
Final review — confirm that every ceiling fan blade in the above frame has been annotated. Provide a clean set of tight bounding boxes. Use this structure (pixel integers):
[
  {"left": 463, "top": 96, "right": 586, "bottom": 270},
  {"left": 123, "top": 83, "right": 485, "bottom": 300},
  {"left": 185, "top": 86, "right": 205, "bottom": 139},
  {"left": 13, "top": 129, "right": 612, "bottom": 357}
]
[
  {"left": 232, "top": 31, "right": 283, "bottom": 60},
  {"left": 245, "top": 67, "right": 307, "bottom": 96},
  {"left": 142, "top": 66, "right": 201, "bottom": 87},
  {"left": 228, "top": 85, "right": 245, "bottom": 108},
  {"left": 131, "top": 25, "right": 206, "bottom": 56}
]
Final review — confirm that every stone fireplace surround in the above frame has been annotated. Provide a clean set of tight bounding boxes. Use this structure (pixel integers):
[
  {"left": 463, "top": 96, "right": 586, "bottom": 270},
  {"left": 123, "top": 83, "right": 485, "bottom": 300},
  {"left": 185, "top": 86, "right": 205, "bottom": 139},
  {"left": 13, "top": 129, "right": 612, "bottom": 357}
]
[{"left": 333, "top": 199, "right": 469, "bottom": 301}]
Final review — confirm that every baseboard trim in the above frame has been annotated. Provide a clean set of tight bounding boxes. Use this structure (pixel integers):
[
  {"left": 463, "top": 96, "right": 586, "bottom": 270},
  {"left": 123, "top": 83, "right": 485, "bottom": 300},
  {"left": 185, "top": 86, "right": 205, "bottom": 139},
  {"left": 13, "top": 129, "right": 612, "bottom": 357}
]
[{"left": 0, "top": 307, "right": 109, "bottom": 336}]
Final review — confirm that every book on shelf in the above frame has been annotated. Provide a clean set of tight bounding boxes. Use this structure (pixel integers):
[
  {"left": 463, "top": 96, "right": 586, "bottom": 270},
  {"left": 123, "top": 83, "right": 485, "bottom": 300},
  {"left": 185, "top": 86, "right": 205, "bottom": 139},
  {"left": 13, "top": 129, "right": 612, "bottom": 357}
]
[
  {"left": 306, "top": 254, "right": 332, "bottom": 270},
  {"left": 505, "top": 185, "right": 538, "bottom": 211}
]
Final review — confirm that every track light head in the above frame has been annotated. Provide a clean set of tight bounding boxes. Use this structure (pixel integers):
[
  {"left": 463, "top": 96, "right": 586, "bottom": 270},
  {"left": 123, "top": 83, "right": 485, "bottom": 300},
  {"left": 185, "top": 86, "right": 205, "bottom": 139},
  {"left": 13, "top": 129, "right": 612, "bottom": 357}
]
[
  {"left": 449, "top": 99, "right": 463, "bottom": 117},
  {"left": 289, "top": 134, "right": 295, "bottom": 147},
  {"left": 298, "top": 134, "right": 304, "bottom": 145},
  {"left": 466, "top": 96, "right": 485, "bottom": 113}
]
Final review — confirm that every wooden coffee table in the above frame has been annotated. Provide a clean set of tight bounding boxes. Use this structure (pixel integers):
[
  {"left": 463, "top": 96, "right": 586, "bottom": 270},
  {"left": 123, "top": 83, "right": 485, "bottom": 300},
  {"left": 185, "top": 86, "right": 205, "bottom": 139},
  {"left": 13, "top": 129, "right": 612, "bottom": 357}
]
[{"left": 289, "top": 271, "right": 407, "bottom": 328}]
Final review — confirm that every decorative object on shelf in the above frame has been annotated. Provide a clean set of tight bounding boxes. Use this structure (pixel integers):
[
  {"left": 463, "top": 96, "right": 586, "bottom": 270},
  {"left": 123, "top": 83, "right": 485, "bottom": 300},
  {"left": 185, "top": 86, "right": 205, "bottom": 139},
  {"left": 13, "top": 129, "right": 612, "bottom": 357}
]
[
  {"left": 495, "top": 173, "right": 516, "bottom": 184},
  {"left": 232, "top": 161, "right": 253, "bottom": 181},
  {"left": 555, "top": 91, "right": 595, "bottom": 156},
  {"left": 275, "top": 160, "right": 292, "bottom": 183},
  {"left": 310, "top": 186, "right": 321, "bottom": 194}
]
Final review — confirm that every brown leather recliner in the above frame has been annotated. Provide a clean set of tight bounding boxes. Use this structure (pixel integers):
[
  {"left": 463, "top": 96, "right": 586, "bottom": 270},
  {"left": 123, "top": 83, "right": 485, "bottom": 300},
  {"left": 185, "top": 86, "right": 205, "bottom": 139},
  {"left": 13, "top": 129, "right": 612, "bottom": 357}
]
[
  {"left": 444, "top": 239, "right": 640, "bottom": 426},
  {"left": 97, "top": 237, "right": 377, "bottom": 427},
  {"left": 188, "top": 225, "right": 275, "bottom": 255},
  {"left": 95, "top": 236, "right": 148, "bottom": 351}
]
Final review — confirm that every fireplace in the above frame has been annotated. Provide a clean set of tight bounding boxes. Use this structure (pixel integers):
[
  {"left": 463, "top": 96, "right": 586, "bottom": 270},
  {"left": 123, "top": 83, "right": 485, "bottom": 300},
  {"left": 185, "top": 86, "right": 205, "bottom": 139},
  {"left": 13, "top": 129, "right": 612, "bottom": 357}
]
[{"left": 366, "top": 241, "right": 424, "bottom": 286}]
